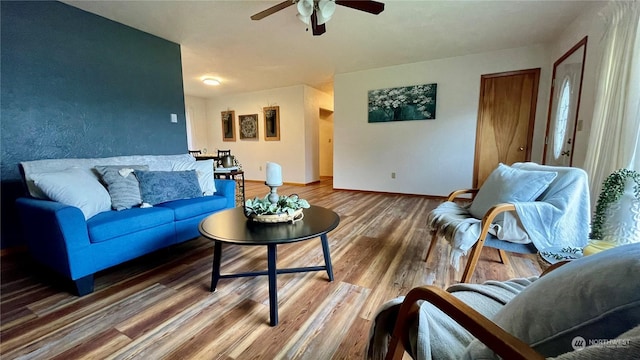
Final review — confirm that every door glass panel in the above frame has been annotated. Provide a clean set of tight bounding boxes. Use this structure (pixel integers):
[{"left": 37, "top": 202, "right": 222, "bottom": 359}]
[{"left": 554, "top": 77, "right": 571, "bottom": 159}]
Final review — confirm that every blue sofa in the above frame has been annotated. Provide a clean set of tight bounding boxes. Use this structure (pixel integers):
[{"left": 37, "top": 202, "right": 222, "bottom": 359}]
[{"left": 15, "top": 154, "right": 236, "bottom": 295}]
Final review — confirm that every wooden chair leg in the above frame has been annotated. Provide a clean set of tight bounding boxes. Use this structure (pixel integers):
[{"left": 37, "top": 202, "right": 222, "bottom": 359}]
[
  {"left": 497, "top": 249, "right": 511, "bottom": 267},
  {"left": 385, "top": 301, "right": 421, "bottom": 360},
  {"left": 385, "top": 335, "right": 408, "bottom": 360},
  {"left": 460, "top": 237, "right": 487, "bottom": 283},
  {"left": 425, "top": 231, "right": 439, "bottom": 262}
]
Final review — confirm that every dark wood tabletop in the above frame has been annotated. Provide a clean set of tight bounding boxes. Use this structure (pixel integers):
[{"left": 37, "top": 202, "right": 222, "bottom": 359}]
[{"left": 198, "top": 205, "right": 340, "bottom": 245}]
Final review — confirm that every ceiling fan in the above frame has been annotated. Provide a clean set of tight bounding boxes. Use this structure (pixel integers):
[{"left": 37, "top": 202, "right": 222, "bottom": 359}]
[{"left": 251, "top": 0, "right": 385, "bottom": 36}]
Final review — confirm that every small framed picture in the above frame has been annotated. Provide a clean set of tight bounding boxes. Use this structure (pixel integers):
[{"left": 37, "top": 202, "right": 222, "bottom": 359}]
[
  {"left": 221, "top": 111, "right": 236, "bottom": 142},
  {"left": 263, "top": 106, "right": 280, "bottom": 141},
  {"left": 239, "top": 114, "right": 259, "bottom": 140}
]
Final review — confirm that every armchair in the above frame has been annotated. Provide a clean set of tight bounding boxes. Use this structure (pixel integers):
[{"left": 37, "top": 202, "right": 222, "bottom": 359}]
[
  {"left": 425, "top": 162, "right": 590, "bottom": 282},
  {"left": 369, "top": 243, "right": 640, "bottom": 360}
]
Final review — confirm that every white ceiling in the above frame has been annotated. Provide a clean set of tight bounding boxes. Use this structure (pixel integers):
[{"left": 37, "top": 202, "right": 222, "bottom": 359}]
[{"left": 63, "top": 0, "right": 596, "bottom": 98}]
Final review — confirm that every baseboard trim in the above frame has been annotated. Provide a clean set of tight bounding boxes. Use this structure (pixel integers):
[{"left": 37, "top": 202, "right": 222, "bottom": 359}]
[
  {"left": 244, "top": 179, "right": 321, "bottom": 186},
  {"left": 331, "top": 187, "right": 448, "bottom": 200}
]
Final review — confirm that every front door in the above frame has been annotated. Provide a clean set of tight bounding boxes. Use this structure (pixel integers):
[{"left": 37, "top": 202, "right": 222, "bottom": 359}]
[
  {"left": 543, "top": 37, "right": 587, "bottom": 166},
  {"left": 473, "top": 68, "right": 540, "bottom": 188}
]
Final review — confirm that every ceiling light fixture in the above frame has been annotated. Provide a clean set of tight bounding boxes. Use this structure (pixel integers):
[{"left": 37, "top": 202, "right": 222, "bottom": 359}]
[
  {"left": 250, "top": 0, "right": 383, "bottom": 36},
  {"left": 297, "top": 0, "right": 336, "bottom": 27},
  {"left": 202, "top": 78, "right": 221, "bottom": 86}
]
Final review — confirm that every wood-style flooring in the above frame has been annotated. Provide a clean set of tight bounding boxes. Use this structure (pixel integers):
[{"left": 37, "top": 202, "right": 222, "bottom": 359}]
[{"left": 0, "top": 178, "right": 542, "bottom": 359}]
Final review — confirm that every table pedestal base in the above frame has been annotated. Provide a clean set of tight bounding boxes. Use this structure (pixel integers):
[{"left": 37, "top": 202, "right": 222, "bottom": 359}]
[{"left": 210, "top": 234, "right": 334, "bottom": 326}]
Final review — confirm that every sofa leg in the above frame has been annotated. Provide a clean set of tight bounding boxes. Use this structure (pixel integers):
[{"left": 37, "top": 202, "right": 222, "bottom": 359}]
[{"left": 73, "top": 275, "right": 94, "bottom": 296}]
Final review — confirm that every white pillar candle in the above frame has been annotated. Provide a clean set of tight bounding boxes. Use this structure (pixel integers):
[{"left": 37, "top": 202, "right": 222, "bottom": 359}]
[{"left": 266, "top": 162, "right": 283, "bottom": 186}]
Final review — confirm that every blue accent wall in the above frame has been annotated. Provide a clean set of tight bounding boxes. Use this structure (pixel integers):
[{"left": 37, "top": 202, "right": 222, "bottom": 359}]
[{"left": 1, "top": 1, "right": 188, "bottom": 247}]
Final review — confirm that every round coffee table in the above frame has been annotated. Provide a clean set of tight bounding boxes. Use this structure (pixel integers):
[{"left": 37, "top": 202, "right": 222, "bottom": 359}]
[{"left": 199, "top": 205, "right": 340, "bottom": 326}]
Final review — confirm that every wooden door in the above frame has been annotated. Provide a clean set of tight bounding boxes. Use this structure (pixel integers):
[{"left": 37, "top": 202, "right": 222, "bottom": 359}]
[{"left": 473, "top": 68, "right": 540, "bottom": 188}]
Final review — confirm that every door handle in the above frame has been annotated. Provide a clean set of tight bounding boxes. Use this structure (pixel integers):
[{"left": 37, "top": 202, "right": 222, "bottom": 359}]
[{"left": 519, "top": 147, "right": 524, "bottom": 151}]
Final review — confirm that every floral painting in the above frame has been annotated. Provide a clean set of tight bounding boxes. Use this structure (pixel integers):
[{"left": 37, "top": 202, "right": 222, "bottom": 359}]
[{"left": 368, "top": 83, "right": 437, "bottom": 122}]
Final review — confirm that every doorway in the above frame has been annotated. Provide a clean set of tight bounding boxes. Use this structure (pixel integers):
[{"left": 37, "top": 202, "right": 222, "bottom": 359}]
[
  {"left": 319, "top": 109, "right": 334, "bottom": 177},
  {"left": 543, "top": 37, "right": 587, "bottom": 166},
  {"left": 473, "top": 68, "right": 541, "bottom": 188}
]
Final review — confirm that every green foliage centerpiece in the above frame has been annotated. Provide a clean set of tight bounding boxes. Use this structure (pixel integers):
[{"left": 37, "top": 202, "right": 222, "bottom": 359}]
[{"left": 244, "top": 194, "right": 310, "bottom": 223}]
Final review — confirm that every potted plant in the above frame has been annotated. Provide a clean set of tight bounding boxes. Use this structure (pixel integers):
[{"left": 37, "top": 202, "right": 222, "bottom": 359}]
[
  {"left": 244, "top": 194, "right": 310, "bottom": 223},
  {"left": 586, "top": 169, "right": 640, "bottom": 254}
]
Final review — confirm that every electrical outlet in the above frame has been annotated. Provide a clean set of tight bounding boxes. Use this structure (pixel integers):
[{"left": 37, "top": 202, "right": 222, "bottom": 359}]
[
  {"left": 170, "top": 113, "right": 178, "bottom": 123},
  {"left": 259, "top": 166, "right": 263, "bottom": 171},
  {"left": 391, "top": 172, "right": 396, "bottom": 179}
]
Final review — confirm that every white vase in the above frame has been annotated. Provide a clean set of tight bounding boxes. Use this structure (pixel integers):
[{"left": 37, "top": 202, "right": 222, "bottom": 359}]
[{"left": 600, "top": 177, "right": 640, "bottom": 245}]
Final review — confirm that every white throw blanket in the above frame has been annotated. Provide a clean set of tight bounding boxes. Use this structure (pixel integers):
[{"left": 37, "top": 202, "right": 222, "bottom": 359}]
[
  {"left": 511, "top": 163, "right": 591, "bottom": 250},
  {"left": 427, "top": 163, "right": 590, "bottom": 269}
]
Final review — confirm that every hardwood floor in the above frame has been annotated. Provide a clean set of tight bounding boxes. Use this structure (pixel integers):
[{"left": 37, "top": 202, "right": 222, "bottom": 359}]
[{"left": 0, "top": 178, "right": 542, "bottom": 359}]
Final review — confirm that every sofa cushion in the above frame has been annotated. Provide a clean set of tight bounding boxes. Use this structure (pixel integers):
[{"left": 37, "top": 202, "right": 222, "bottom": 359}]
[
  {"left": 469, "top": 163, "right": 557, "bottom": 219},
  {"left": 30, "top": 167, "right": 111, "bottom": 220},
  {"left": 135, "top": 170, "right": 203, "bottom": 205},
  {"left": 157, "top": 195, "right": 228, "bottom": 221},
  {"left": 462, "top": 243, "right": 640, "bottom": 358},
  {"left": 172, "top": 159, "right": 216, "bottom": 195},
  {"left": 95, "top": 165, "right": 148, "bottom": 210},
  {"left": 87, "top": 207, "right": 175, "bottom": 243}
]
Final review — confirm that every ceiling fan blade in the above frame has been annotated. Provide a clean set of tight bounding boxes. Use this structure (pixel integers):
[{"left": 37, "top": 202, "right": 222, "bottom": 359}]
[
  {"left": 250, "top": 0, "right": 294, "bottom": 20},
  {"left": 311, "top": 11, "right": 326, "bottom": 36},
  {"left": 335, "top": 0, "right": 384, "bottom": 15}
]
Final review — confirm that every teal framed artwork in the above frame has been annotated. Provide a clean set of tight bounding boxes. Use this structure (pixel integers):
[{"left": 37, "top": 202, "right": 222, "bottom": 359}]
[{"left": 368, "top": 83, "right": 437, "bottom": 122}]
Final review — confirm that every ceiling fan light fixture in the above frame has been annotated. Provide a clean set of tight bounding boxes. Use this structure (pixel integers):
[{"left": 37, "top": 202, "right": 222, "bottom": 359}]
[
  {"left": 297, "top": 12, "right": 311, "bottom": 25},
  {"left": 202, "top": 78, "right": 221, "bottom": 86},
  {"left": 297, "top": 0, "right": 314, "bottom": 17},
  {"left": 250, "top": 0, "right": 384, "bottom": 35},
  {"left": 316, "top": 0, "right": 336, "bottom": 25}
]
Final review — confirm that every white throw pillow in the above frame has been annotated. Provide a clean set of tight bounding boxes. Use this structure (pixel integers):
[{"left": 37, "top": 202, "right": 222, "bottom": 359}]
[
  {"left": 30, "top": 167, "right": 111, "bottom": 219},
  {"left": 468, "top": 163, "right": 557, "bottom": 219},
  {"left": 172, "top": 159, "right": 216, "bottom": 195},
  {"left": 194, "top": 159, "right": 216, "bottom": 195}
]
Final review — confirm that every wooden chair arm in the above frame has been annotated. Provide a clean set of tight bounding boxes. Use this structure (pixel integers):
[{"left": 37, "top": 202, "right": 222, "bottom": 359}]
[
  {"left": 385, "top": 286, "right": 544, "bottom": 360},
  {"left": 446, "top": 188, "right": 479, "bottom": 202},
  {"left": 458, "top": 203, "right": 518, "bottom": 283},
  {"left": 479, "top": 203, "right": 516, "bottom": 236},
  {"left": 540, "top": 260, "right": 571, "bottom": 277}
]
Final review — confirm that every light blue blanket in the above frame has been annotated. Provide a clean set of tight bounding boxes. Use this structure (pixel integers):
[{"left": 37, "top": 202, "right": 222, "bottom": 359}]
[
  {"left": 511, "top": 163, "right": 590, "bottom": 251},
  {"left": 427, "top": 163, "right": 590, "bottom": 268}
]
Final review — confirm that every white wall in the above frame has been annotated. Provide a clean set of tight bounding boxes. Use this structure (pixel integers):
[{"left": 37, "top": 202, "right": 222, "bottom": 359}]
[
  {"left": 206, "top": 85, "right": 305, "bottom": 183},
  {"left": 333, "top": 45, "right": 551, "bottom": 196},
  {"left": 546, "top": 1, "right": 607, "bottom": 169},
  {"left": 202, "top": 85, "right": 331, "bottom": 184},
  {"left": 184, "top": 95, "right": 209, "bottom": 152}
]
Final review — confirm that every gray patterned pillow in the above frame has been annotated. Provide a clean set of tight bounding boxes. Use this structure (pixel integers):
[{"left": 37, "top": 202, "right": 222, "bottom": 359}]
[
  {"left": 95, "top": 165, "right": 148, "bottom": 210},
  {"left": 135, "top": 170, "right": 203, "bottom": 205}
]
